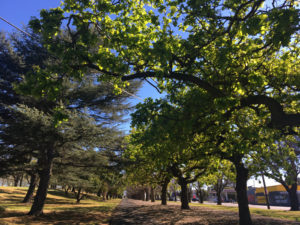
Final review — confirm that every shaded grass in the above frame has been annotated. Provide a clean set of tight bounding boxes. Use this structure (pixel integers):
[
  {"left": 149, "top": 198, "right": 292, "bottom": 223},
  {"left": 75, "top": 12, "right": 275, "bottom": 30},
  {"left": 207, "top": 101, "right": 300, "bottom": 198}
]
[
  {"left": 0, "top": 186, "right": 121, "bottom": 225},
  {"left": 109, "top": 199, "right": 299, "bottom": 225},
  {"left": 190, "top": 202, "right": 300, "bottom": 222}
]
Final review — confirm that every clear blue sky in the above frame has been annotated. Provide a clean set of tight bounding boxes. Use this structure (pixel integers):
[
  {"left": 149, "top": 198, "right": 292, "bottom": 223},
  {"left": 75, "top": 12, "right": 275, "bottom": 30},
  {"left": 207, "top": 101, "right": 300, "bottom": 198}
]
[
  {"left": 0, "top": 0, "right": 279, "bottom": 188},
  {"left": 0, "top": 0, "right": 62, "bottom": 32},
  {"left": 0, "top": 0, "right": 163, "bottom": 125}
]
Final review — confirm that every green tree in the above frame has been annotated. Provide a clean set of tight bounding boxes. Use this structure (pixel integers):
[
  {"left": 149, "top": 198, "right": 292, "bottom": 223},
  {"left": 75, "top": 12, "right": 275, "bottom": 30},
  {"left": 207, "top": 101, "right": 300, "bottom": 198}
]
[
  {"left": 15, "top": 1, "right": 300, "bottom": 224},
  {"left": 202, "top": 159, "right": 235, "bottom": 205},
  {"left": 253, "top": 135, "right": 300, "bottom": 210},
  {"left": 52, "top": 147, "right": 109, "bottom": 203},
  {"left": 0, "top": 31, "right": 140, "bottom": 215},
  {"left": 130, "top": 97, "right": 213, "bottom": 209},
  {"left": 124, "top": 134, "right": 173, "bottom": 204},
  {"left": 26, "top": 0, "right": 299, "bottom": 131}
]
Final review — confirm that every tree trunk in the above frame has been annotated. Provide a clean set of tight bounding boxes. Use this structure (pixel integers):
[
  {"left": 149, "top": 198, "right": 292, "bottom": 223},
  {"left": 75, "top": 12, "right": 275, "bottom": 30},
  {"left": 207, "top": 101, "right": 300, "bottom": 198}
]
[
  {"left": 287, "top": 183, "right": 299, "bottom": 211},
  {"left": 142, "top": 190, "right": 146, "bottom": 201},
  {"left": 161, "top": 179, "right": 169, "bottom": 205},
  {"left": 76, "top": 188, "right": 82, "bottom": 203},
  {"left": 188, "top": 186, "right": 192, "bottom": 203},
  {"left": 179, "top": 180, "right": 189, "bottom": 209},
  {"left": 19, "top": 174, "right": 24, "bottom": 187},
  {"left": 102, "top": 191, "right": 107, "bottom": 201},
  {"left": 216, "top": 179, "right": 223, "bottom": 205},
  {"left": 65, "top": 186, "right": 70, "bottom": 196},
  {"left": 13, "top": 175, "right": 20, "bottom": 187},
  {"left": 198, "top": 190, "right": 204, "bottom": 203},
  {"left": 261, "top": 173, "right": 270, "bottom": 209},
  {"left": 97, "top": 188, "right": 101, "bottom": 197},
  {"left": 28, "top": 152, "right": 54, "bottom": 216},
  {"left": 216, "top": 189, "right": 222, "bottom": 205},
  {"left": 145, "top": 187, "right": 150, "bottom": 201},
  {"left": 22, "top": 174, "right": 37, "bottom": 203},
  {"left": 150, "top": 186, "right": 155, "bottom": 202},
  {"left": 235, "top": 162, "right": 252, "bottom": 225}
]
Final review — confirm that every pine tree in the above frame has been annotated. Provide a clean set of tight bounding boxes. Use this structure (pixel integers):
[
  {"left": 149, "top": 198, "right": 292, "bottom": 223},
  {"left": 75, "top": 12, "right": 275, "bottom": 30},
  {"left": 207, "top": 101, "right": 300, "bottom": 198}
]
[{"left": 0, "top": 31, "right": 140, "bottom": 215}]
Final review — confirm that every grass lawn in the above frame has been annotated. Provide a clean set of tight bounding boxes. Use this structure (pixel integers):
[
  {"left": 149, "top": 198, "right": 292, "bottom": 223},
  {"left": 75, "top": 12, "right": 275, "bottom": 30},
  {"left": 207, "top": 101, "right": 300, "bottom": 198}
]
[
  {"left": 0, "top": 186, "right": 121, "bottom": 225},
  {"left": 190, "top": 202, "right": 300, "bottom": 222}
]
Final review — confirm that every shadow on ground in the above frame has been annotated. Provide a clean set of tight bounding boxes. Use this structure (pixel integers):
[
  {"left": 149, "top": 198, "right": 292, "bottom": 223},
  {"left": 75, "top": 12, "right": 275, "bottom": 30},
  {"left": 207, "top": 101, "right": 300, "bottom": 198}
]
[
  {"left": 109, "top": 199, "right": 300, "bottom": 225},
  {"left": 0, "top": 210, "right": 110, "bottom": 225}
]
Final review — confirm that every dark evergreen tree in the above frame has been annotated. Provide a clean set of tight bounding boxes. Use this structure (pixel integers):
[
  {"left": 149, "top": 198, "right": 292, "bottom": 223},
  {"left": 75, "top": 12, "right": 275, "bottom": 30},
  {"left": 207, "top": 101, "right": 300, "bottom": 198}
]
[{"left": 0, "top": 31, "right": 140, "bottom": 215}]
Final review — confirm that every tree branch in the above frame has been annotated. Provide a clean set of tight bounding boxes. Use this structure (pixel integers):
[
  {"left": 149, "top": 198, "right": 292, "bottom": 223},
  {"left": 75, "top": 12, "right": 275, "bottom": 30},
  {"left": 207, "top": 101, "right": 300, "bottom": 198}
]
[
  {"left": 122, "top": 72, "right": 224, "bottom": 98},
  {"left": 241, "top": 95, "right": 300, "bottom": 128}
]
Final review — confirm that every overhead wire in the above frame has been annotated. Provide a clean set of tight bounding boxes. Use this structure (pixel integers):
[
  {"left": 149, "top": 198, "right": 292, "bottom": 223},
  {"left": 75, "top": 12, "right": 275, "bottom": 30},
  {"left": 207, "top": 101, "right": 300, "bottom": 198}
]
[
  {"left": 108, "top": 82, "right": 144, "bottom": 101},
  {"left": 0, "top": 16, "right": 33, "bottom": 38},
  {"left": 0, "top": 15, "right": 145, "bottom": 101}
]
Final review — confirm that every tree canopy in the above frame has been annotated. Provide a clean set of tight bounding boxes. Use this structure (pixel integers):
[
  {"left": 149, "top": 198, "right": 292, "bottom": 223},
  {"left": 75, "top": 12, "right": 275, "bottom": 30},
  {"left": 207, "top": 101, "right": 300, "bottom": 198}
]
[
  {"left": 26, "top": 0, "right": 299, "bottom": 130},
  {"left": 1, "top": 0, "right": 299, "bottom": 224}
]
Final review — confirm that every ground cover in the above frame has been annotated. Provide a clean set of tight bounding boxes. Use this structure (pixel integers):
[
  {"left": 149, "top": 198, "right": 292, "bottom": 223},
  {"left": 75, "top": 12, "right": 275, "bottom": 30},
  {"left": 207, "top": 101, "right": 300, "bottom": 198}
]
[
  {"left": 1, "top": 187, "right": 299, "bottom": 225},
  {"left": 190, "top": 203, "right": 300, "bottom": 222},
  {"left": 109, "top": 199, "right": 300, "bottom": 225},
  {"left": 0, "top": 186, "right": 120, "bottom": 225}
]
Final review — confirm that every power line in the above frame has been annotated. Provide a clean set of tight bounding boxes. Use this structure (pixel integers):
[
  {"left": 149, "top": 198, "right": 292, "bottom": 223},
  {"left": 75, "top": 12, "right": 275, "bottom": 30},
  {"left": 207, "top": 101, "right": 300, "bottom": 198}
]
[
  {"left": 0, "top": 15, "right": 144, "bottom": 101},
  {"left": 0, "top": 16, "right": 33, "bottom": 38},
  {"left": 108, "top": 82, "right": 144, "bottom": 101}
]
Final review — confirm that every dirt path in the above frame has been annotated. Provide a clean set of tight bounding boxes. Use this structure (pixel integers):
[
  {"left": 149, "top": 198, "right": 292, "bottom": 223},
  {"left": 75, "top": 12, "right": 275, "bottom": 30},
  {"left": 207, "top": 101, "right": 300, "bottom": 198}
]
[{"left": 109, "top": 199, "right": 300, "bottom": 225}]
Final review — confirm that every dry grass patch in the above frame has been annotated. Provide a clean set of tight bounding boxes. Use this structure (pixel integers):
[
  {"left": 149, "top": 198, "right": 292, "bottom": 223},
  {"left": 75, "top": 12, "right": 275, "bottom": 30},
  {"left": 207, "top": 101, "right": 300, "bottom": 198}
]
[
  {"left": 190, "top": 202, "right": 300, "bottom": 222},
  {"left": 109, "top": 199, "right": 300, "bottom": 225},
  {"left": 0, "top": 186, "right": 121, "bottom": 225}
]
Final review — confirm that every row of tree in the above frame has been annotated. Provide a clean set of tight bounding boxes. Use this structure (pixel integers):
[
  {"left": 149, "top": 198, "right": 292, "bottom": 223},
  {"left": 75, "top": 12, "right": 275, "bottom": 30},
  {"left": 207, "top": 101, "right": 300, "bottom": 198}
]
[
  {"left": 124, "top": 92, "right": 299, "bottom": 211},
  {"left": 0, "top": 31, "right": 138, "bottom": 215},
  {"left": 1, "top": 0, "right": 299, "bottom": 225}
]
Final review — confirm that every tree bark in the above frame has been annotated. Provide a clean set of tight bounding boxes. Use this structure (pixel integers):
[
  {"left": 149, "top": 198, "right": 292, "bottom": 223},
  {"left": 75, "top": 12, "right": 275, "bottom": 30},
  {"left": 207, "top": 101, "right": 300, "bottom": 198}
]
[
  {"left": 13, "top": 175, "right": 20, "bottom": 187},
  {"left": 19, "top": 174, "right": 23, "bottom": 187},
  {"left": 22, "top": 173, "right": 37, "bottom": 203},
  {"left": 198, "top": 189, "right": 204, "bottom": 203},
  {"left": 97, "top": 188, "right": 101, "bottom": 197},
  {"left": 261, "top": 174, "right": 270, "bottom": 209},
  {"left": 216, "top": 179, "right": 222, "bottom": 205},
  {"left": 234, "top": 162, "right": 252, "bottom": 225},
  {"left": 102, "top": 191, "right": 107, "bottom": 201},
  {"left": 145, "top": 187, "right": 150, "bottom": 201},
  {"left": 188, "top": 186, "right": 192, "bottom": 203},
  {"left": 76, "top": 187, "right": 82, "bottom": 203},
  {"left": 216, "top": 189, "right": 222, "bottom": 205},
  {"left": 142, "top": 190, "right": 146, "bottom": 201},
  {"left": 179, "top": 180, "right": 189, "bottom": 209},
  {"left": 161, "top": 179, "right": 169, "bottom": 205},
  {"left": 287, "top": 183, "right": 299, "bottom": 211},
  {"left": 150, "top": 186, "right": 155, "bottom": 202},
  {"left": 65, "top": 186, "right": 70, "bottom": 196},
  {"left": 28, "top": 152, "right": 54, "bottom": 216}
]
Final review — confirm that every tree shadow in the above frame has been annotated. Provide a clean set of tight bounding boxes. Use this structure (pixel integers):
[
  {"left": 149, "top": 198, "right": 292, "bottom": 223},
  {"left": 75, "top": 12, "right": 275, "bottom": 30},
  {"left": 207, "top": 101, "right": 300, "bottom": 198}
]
[
  {"left": 55, "top": 205, "right": 113, "bottom": 213},
  {"left": 2, "top": 196, "right": 24, "bottom": 202},
  {"left": 35, "top": 211, "right": 110, "bottom": 225},
  {"left": 0, "top": 208, "right": 112, "bottom": 224},
  {"left": 109, "top": 199, "right": 299, "bottom": 225}
]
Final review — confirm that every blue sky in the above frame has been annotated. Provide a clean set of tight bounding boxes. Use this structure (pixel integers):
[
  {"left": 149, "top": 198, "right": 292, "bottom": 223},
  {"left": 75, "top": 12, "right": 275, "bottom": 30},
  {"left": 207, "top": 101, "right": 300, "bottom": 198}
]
[
  {"left": 0, "top": 0, "right": 279, "bottom": 188},
  {"left": 0, "top": 0, "right": 163, "bottom": 128},
  {"left": 0, "top": 0, "right": 61, "bottom": 32}
]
